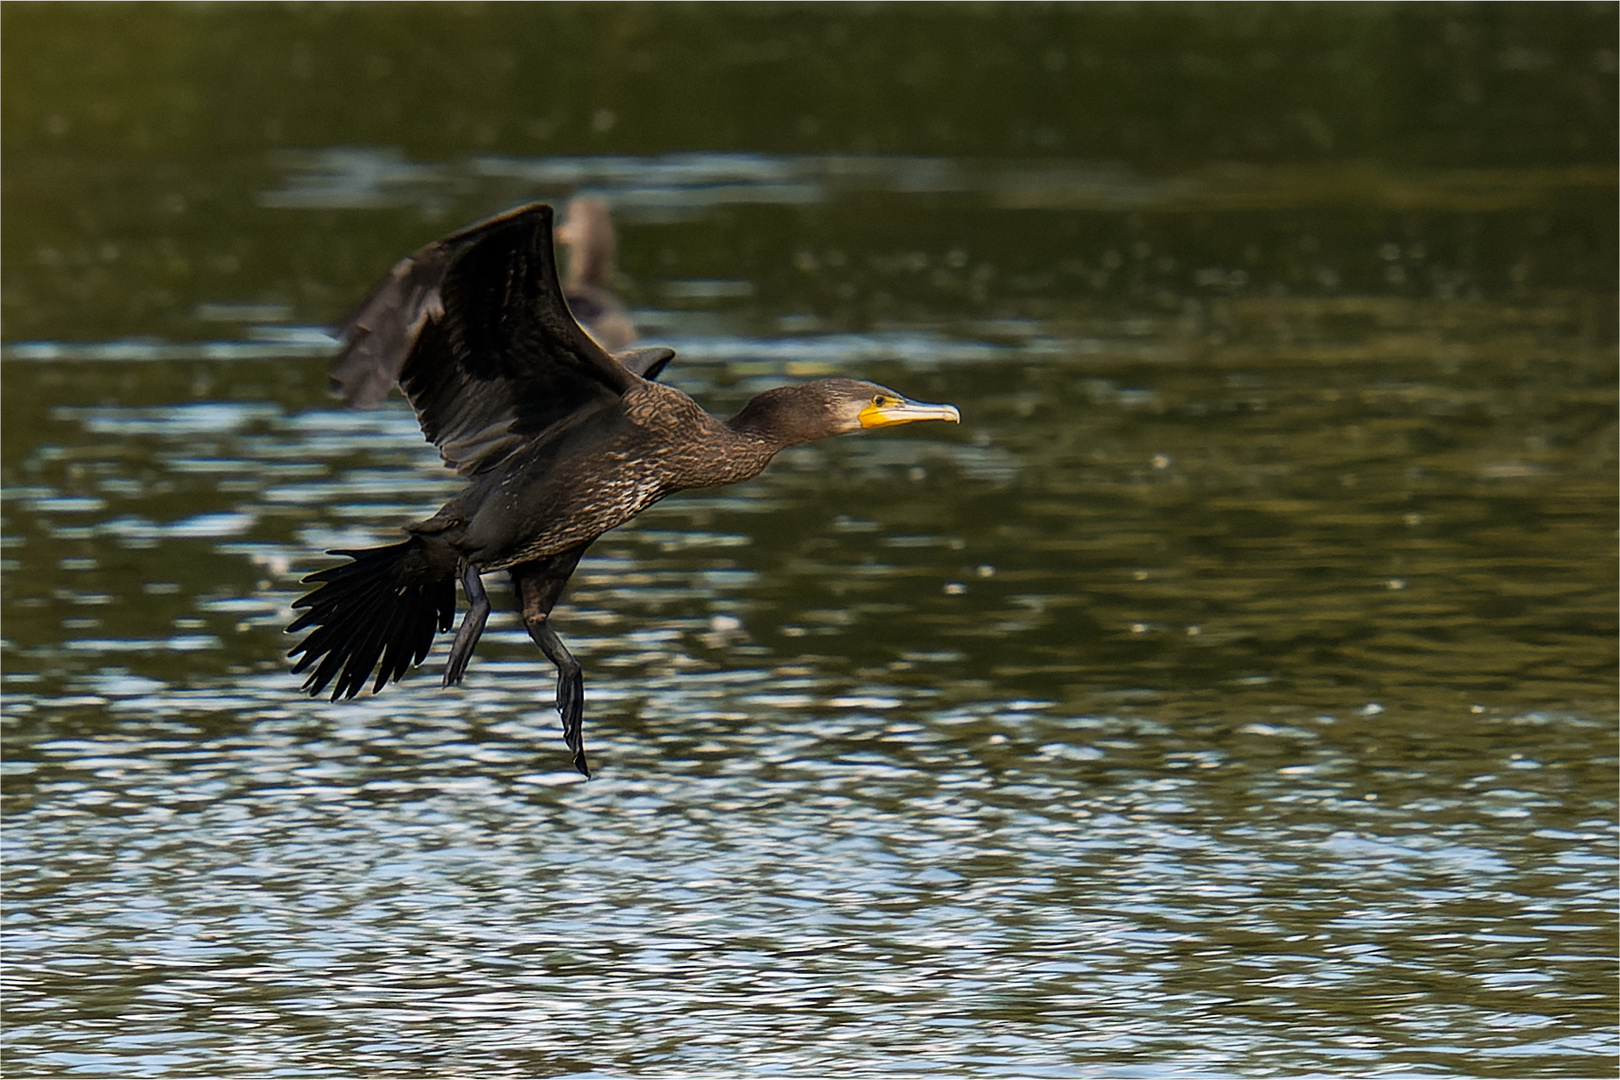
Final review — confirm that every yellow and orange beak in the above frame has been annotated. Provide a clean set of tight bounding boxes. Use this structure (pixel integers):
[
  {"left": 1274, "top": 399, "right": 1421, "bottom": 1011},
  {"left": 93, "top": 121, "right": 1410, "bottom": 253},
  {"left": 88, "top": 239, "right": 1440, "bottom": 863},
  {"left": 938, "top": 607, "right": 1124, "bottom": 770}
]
[{"left": 858, "top": 394, "right": 962, "bottom": 429}]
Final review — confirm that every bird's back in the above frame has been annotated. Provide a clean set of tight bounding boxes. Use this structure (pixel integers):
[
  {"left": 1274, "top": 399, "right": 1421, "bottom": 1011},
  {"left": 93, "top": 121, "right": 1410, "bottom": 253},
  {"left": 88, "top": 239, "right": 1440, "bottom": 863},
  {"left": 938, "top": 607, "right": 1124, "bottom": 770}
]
[{"left": 437, "top": 382, "right": 769, "bottom": 571}]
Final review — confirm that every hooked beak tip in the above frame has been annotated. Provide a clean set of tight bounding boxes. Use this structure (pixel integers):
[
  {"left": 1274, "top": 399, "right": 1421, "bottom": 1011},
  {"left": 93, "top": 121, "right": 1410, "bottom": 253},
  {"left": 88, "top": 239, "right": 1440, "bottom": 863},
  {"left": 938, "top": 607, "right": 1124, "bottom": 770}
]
[{"left": 859, "top": 400, "right": 962, "bottom": 429}]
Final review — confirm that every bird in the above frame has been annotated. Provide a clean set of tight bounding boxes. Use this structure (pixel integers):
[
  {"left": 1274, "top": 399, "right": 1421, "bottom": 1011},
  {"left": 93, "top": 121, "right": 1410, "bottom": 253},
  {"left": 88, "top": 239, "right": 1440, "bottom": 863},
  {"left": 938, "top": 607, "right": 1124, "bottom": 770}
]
[
  {"left": 326, "top": 197, "right": 653, "bottom": 406},
  {"left": 290, "top": 202, "right": 960, "bottom": 777},
  {"left": 555, "top": 195, "right": 638, "bottom": 352}
]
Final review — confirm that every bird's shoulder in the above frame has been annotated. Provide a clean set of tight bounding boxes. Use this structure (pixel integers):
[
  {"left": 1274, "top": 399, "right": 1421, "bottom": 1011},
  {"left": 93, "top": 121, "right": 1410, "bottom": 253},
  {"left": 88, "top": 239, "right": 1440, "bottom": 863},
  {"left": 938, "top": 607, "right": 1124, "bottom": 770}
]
[{"left": 621, "top": 380, "right": 715, "bottom": 436}]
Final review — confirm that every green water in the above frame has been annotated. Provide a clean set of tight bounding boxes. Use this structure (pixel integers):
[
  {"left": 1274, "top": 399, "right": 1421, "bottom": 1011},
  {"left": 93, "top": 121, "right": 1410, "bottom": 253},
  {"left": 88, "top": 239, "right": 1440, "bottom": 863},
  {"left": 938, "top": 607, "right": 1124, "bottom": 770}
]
[{"left": 3, "top": 5, "right": 1616, "bottom": 1077}]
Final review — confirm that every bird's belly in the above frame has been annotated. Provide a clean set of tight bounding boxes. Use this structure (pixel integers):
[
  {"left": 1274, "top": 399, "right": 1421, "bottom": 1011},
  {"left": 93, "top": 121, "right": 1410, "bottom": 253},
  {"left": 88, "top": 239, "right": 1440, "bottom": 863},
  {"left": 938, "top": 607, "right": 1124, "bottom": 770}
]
[{"left": 464, "top": 454, "right": 674, "bottom": 572}]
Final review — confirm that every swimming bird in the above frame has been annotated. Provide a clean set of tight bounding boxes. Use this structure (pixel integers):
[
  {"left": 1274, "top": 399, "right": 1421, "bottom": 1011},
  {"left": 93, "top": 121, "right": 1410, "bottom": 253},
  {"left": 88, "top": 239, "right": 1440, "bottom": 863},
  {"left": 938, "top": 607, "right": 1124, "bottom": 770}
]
[
  {"left": 290, "top": 202, "right": 959, "bottom": 776},
  {"left": 556, "top": 195, "right": 638, "bottom": 352}
]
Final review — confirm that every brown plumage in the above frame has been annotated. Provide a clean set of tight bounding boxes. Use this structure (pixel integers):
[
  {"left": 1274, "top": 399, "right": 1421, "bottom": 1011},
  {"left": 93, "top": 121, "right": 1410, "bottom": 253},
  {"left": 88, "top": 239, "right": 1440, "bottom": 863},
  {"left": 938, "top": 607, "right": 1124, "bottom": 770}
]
[
  {"left": 290, "top": 203, "right": 959, "bottom": 776},
  {"left": 557, "top": 195, "right": 638, "bottom": 352}
]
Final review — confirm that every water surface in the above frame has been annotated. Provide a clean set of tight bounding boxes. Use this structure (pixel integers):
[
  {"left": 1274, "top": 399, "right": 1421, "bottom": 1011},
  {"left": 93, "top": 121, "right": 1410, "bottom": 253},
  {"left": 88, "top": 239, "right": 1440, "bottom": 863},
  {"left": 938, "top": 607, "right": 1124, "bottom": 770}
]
[{"left": 3, "top": 6, "right": 1616, "bottom": 1077}]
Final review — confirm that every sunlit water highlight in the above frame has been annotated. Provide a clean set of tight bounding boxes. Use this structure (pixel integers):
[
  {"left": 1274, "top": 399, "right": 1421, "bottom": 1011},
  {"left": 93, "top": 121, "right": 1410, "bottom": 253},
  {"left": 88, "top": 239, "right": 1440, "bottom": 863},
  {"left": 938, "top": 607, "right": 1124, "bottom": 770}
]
[{"left": 3, "top": 146, "right": 1616, "bottom": 1077}]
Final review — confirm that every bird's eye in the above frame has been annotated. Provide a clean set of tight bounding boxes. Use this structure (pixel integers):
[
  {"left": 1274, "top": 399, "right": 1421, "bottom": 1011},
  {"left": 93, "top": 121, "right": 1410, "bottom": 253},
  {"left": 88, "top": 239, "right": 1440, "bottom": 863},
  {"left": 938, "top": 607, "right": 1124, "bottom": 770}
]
[{"left": 871, "top": 395, "right": 892, "bottom": 407}]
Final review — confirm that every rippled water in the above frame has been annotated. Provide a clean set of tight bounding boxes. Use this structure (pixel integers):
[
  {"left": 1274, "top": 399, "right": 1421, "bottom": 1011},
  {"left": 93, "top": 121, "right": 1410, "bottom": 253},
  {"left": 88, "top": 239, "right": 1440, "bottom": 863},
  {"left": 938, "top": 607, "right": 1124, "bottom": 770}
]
[
  {"left": 6, "top": 276, "right": 1615, "bottom": 1076},
  {"left": 4, "top": 6, "right": 1618, "bottom": 1077}
]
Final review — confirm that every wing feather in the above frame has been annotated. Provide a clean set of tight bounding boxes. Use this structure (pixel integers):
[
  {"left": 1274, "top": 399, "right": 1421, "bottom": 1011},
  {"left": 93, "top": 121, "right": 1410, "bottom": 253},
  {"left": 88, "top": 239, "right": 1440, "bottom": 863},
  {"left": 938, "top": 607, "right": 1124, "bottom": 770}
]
[{"left": 328, "top": 203, "right": 667, "bottom": 476}]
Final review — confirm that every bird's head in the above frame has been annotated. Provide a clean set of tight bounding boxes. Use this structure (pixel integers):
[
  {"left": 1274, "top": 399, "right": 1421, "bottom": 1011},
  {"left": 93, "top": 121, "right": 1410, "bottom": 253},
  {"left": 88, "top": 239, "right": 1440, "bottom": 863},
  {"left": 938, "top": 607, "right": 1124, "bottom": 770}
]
[{"left": 729, "top": 378, "right": 960, "bottom": 447}]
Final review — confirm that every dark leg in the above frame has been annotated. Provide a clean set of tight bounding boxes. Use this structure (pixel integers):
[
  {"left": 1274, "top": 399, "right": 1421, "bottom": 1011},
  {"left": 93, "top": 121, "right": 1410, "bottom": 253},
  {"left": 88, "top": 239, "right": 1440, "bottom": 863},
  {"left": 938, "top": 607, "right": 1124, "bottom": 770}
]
[
  {"left": 532, "top": 620, "right": 586, "bottom": 776},
  {"left": 511, "top": 547, "right": 590, "bottom": 776},
  {"left": 443, "top": 563, "right": 490, "bottom": 687}
]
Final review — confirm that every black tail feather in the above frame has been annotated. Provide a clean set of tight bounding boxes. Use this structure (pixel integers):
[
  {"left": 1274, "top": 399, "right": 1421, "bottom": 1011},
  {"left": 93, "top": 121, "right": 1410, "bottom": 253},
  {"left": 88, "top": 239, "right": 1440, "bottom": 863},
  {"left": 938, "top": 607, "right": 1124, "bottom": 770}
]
[
  {"left": 374, "top": 582, "right": 423, "bottom": 692},
  {"left": 287, "top": 540, "right": 456, "bottom": 700}
]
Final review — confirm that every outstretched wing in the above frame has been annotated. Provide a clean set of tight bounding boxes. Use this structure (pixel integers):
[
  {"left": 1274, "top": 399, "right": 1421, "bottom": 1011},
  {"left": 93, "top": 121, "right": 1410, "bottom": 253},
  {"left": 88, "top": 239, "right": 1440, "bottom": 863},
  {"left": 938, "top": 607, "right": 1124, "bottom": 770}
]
[
  {"left": 330, "top": 204, "right": 663, "bottom": 476},
  {"left": 330, "top": 210, "right": 503, "bottom": 410}
]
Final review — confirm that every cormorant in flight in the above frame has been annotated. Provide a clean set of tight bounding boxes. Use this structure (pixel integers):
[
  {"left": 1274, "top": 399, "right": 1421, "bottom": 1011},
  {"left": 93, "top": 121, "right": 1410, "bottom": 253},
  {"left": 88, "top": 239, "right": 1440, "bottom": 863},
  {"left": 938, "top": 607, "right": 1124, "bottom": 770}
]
[{"left": 290, "top": 203, "right": 959, "bottom": 776}]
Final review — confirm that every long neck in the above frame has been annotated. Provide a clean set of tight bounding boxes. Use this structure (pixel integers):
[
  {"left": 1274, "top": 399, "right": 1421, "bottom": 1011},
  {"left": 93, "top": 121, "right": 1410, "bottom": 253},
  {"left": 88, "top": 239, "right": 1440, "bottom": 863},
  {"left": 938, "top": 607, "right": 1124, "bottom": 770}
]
[
  {"left": 621, "top": 383, "right": 782, "bottom": 490},
  {"left": 725, "top": 387, "right": 820, "bottom": 455}
]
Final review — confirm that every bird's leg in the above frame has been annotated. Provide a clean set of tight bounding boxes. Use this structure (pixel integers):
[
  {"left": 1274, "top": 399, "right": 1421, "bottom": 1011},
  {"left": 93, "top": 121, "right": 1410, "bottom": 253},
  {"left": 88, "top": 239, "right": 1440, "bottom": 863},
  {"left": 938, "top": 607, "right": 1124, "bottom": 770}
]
[
  {"left": 443, "top": 563, "right": 490, "bottom": 687},
  {"left": 531, "top": 620, "right": 586, "bottom": 777},
  {"left": 512, "top": 548, "right": 590, "bottom": 776}
]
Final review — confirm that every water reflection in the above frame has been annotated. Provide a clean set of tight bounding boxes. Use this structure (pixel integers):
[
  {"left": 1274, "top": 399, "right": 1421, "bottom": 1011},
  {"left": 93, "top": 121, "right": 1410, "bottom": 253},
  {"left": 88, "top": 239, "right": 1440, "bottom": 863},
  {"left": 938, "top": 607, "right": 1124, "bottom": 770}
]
[
  {"left": 5, "top": 277, "right": 1614, "bottom": 1074},
  {"left": 5, "top": 667, "right": 1614, "bottom": 1069},
  {"left": 3, "top": 31, "right": 1617, "bottom": 1070},
  {"left": 263, "top": 145, "right": 1616, "bottom": 219}
]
